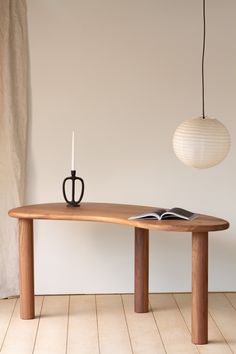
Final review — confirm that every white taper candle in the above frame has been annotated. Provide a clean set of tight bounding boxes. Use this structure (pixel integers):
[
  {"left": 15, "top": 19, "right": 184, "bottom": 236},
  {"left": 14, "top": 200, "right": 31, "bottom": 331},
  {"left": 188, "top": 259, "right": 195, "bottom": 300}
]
[{"left": 71, "top": 131, "right": 75, "bottom": 170}]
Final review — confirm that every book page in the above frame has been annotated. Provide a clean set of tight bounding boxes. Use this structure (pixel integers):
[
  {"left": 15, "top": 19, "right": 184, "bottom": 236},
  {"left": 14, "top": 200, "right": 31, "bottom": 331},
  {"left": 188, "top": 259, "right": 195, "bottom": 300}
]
[{"left": 161, "top": 207, "right": 195, "bottom": 220}]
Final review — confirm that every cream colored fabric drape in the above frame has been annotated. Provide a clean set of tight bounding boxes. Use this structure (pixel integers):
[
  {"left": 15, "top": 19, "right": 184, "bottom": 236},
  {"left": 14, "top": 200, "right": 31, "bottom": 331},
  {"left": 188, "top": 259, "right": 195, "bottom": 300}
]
[{"left": 0, "top": 0, "right": 28, "bottom": 298}]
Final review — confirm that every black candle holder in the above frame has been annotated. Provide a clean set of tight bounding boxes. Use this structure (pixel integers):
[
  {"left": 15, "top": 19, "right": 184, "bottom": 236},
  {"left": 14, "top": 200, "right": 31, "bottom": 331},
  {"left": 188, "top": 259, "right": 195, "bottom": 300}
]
[{"left": 62, "top": 170, "right": 85, "bottom": 207}]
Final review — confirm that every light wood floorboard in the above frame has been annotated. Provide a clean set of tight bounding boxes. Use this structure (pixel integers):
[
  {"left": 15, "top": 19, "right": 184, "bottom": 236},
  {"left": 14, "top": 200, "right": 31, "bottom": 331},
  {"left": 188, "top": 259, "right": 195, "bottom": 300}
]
[
  {"left": 0, "top": 297, "right": 43, "bottom": 354},
  {"left": 33, "top": 295, "right": 69, "bottom": 354},
  {"left": 149, "top": 294, "right": 199, "bottom": 354},
  {"left": 122, "top": 294, "right": 166, "bottom": 354},
  {"left": 209, "top": 293, "right": 236, "bottom": 353},
  {"left": 174, "top": 293, "right": 232, "bottom": 354},
  {"left": 96, "top": 294, "right": 132, "bottom": 354},
  {"left": 67, "top": 295, "right": 99, "bottom": 354},
  {"left": 225, "top": 293, "right": 236, "bottom": 310},
  {"left": 0, "top": 293, "right": 236, "bottom": 354},
  {"left": 0, "top": 298, "right": 17, "bottom": 351}
]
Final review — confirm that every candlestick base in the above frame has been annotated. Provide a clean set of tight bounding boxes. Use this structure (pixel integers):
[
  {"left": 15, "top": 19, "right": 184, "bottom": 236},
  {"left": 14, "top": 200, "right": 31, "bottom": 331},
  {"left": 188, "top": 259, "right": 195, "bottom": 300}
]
[
  {"left": 62, "top": 170, "right": 85, "bottom": 207},
  {"left": 66, "top": 203, "right": 80, "bottom": 207}
]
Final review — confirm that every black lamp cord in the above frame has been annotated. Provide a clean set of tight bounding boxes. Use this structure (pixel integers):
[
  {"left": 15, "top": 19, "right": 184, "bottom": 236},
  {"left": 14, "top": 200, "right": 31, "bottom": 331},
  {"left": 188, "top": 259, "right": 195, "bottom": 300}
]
[{"left": 202, "top": 0, "right": 206, "bottom": 119}]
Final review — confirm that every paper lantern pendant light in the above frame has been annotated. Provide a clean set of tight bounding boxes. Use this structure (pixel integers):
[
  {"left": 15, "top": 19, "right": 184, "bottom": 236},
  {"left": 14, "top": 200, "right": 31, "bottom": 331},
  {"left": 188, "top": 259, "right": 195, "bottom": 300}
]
[
  {"left": 173, "top": 0, "right": 230, "bottom": 169},
  {"left": 173, "top": 117, "right": 230, "bottom": 169}
]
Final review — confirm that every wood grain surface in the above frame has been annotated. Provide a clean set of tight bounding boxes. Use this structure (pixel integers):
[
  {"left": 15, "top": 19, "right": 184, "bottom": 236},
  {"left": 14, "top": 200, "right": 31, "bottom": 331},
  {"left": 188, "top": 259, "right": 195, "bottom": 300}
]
[
  {"left": 9, "top": 202, "right": 229, "bottom": 232},
  {"left": 19, "top": 219, "right": 35, "bottom": 320},
  {"left": 135, "top": 227, "right": 149, "bottom": 313},
  {"left": 192, "top": 232, "right": 208, "bottom": 344}
]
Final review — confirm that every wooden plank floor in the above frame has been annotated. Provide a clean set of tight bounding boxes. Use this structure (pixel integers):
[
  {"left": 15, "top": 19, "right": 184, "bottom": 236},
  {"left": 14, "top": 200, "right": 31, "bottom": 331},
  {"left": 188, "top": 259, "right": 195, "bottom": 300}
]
[{"left": 0, "top": 293, "right": 236, "bottom": 354}]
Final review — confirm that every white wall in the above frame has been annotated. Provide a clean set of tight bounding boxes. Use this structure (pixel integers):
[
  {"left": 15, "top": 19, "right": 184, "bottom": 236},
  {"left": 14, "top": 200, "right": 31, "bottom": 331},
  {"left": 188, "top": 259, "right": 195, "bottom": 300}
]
[{"left": 27, "top": 0, "right": 236, "bottom": 294}]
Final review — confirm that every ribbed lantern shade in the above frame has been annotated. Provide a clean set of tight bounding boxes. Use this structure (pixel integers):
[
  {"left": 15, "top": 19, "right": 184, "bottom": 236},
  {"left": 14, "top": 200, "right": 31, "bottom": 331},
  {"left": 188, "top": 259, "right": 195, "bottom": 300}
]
[{"left": 173, "top": 117, "right": 230, "bottom": 168}]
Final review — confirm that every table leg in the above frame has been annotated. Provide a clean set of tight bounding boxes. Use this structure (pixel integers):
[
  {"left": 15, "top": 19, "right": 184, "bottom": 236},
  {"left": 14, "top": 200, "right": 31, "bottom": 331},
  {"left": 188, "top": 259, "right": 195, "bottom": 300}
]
[
  {"left": 192, "top": 232, "right": 208, "bottom": 344},
  {"left": 19, "top": 218, "right": 35, "bottom": 319},
  {"left": 135, "top": 227, "right": 149, "bottom": 313}
]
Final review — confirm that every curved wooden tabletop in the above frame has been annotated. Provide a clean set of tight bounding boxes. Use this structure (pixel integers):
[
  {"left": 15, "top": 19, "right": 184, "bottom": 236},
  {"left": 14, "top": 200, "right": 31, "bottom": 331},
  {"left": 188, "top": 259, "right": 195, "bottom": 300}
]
[{"left": 8, "top": 202, "right": 229, "bottom": 233}]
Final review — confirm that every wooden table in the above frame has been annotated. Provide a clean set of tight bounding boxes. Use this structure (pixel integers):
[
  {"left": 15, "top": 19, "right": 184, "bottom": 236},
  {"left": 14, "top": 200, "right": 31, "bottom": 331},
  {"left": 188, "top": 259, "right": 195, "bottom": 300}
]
[{"left": 9, "top": 202, "right": 229, "bottom": 345}]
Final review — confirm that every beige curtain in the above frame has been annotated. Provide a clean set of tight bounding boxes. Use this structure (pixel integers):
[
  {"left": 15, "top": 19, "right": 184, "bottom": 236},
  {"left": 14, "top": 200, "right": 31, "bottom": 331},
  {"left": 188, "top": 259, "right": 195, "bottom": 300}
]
[{"left": 0, "top": 0, "right": 28, "bottom": 298}]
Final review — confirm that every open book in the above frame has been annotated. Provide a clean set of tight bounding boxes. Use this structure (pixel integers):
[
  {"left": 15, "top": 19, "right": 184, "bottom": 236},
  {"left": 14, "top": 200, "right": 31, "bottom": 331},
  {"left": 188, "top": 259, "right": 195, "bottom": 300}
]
[{"left": 128, "top": 207, "right": 197, "bottom": 221}]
